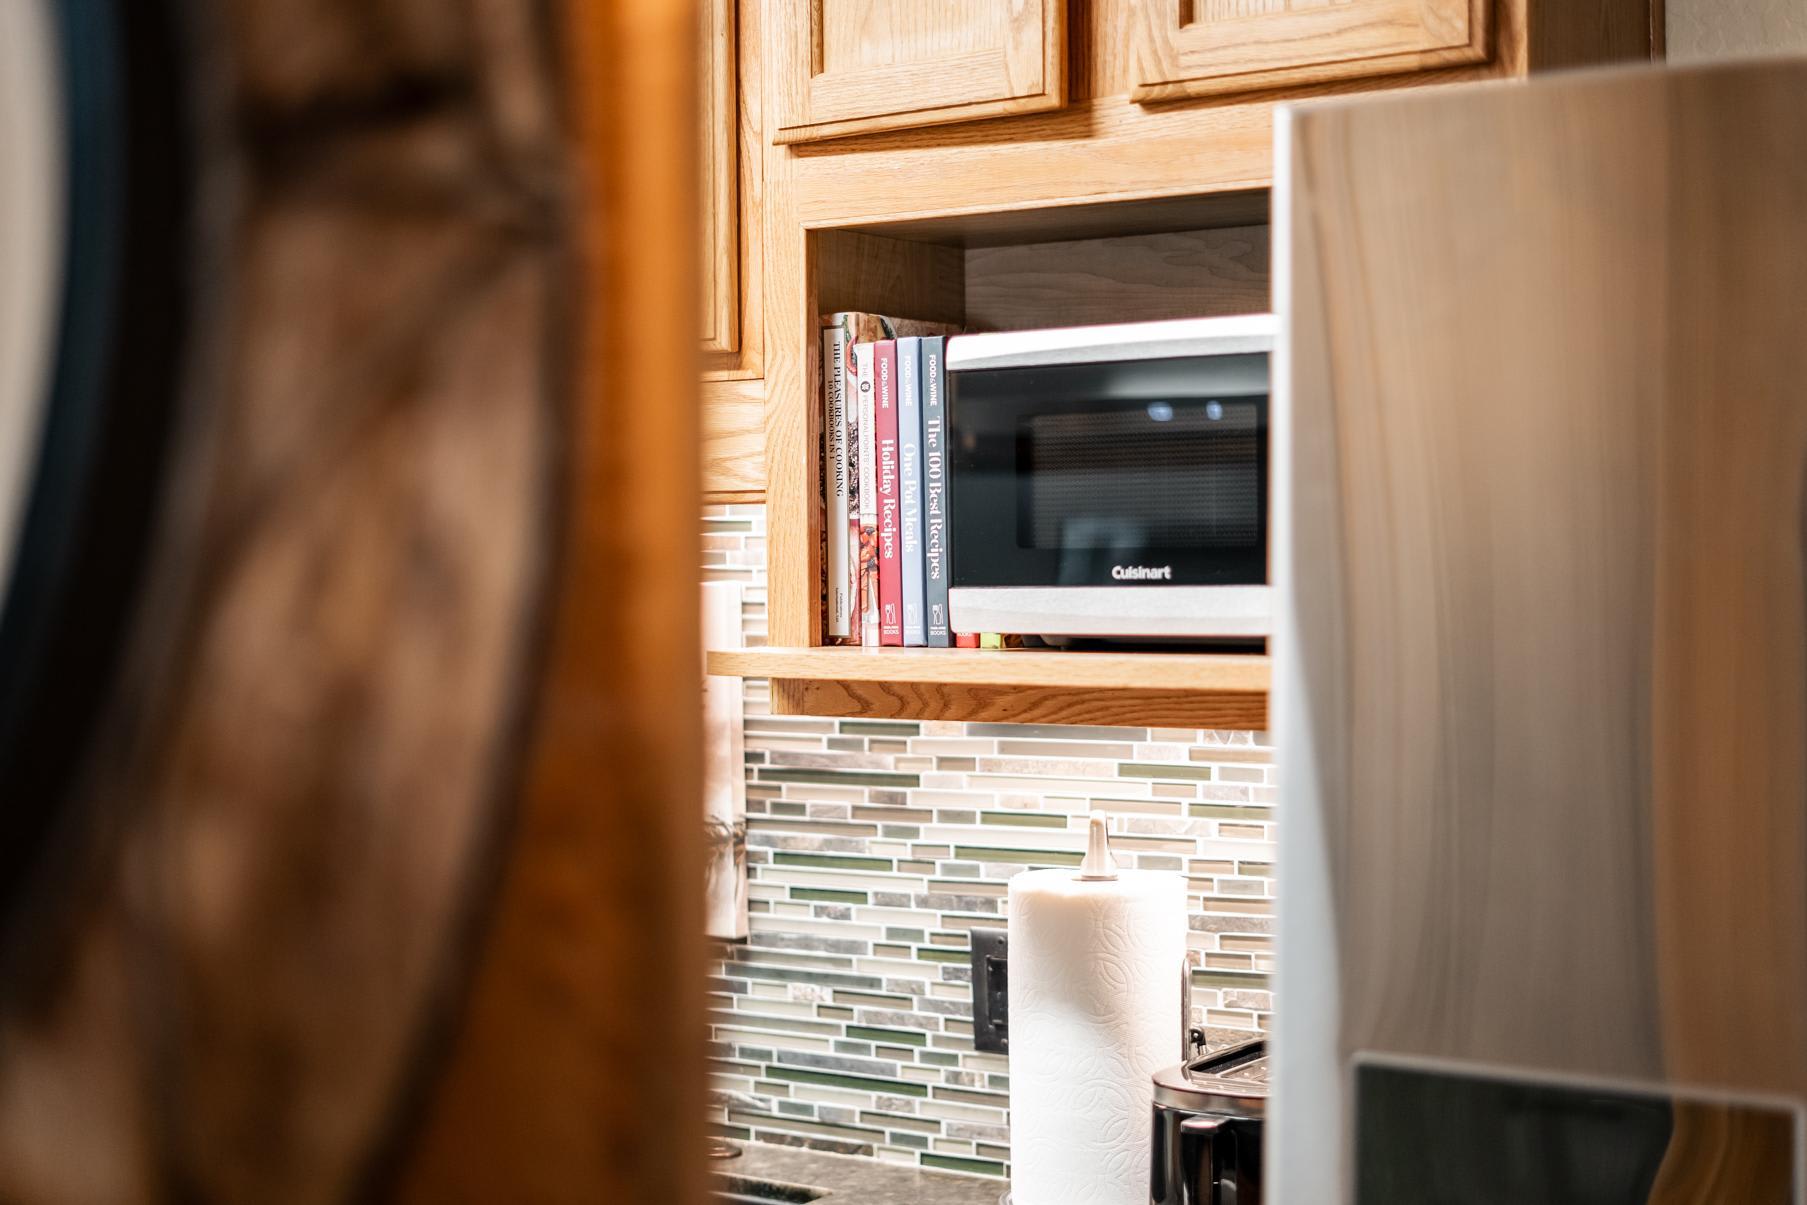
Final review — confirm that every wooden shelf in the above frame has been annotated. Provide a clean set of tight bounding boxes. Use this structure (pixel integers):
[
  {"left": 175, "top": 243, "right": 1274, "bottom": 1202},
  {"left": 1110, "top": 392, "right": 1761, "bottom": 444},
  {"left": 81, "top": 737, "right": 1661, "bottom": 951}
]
[{"left": 706, "top": 646, "right": 1269, "bottom": 730}]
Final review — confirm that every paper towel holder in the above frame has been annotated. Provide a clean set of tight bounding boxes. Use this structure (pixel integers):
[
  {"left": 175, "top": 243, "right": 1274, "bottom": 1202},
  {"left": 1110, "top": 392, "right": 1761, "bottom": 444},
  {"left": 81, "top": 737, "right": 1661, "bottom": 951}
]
[
  {"left": 1181, "top": 960, "right": 1206, "bottom": 1061},
  {"left": 1077, "top": 815, "right": 1120, "bottom": 881}
]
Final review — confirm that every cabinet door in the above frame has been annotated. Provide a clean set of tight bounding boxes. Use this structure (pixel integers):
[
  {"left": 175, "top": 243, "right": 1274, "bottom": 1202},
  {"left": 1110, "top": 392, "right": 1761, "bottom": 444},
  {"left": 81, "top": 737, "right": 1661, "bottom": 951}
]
[
  {"left": 772, "top": 0, "right": 1065, "bottom": 145},
  {"left": 1132, "top": 0, "right": 1490, "bottom": 103},
  {"left": 700, "top": 0, "right": 738, "bottom": 354}
]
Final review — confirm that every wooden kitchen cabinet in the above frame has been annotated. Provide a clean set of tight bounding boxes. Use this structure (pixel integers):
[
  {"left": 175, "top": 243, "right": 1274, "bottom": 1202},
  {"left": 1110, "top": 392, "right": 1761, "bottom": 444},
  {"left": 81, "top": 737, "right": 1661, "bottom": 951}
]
[
  {"left": 701, "top": 0, "right": 767, "bottom": 499},
  {"left": 769, "top": 0, "right": 1066, "bottom": 144},
  {"left": 699, "top": 0, "right": 739, "bottom": 356},
  {"left": 1131, "top": 0, "right": 1492, "bottom": 103},
  {"left": 701, "top": 0, "right": 760, "bottom": 373}
]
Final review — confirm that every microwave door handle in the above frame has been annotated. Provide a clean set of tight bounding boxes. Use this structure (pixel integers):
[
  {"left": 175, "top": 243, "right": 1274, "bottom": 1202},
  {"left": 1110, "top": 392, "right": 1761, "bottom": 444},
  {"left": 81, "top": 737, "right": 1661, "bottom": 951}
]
[{"left": 1179, "top": 1115, "right": 1224, "bottom": 1205}]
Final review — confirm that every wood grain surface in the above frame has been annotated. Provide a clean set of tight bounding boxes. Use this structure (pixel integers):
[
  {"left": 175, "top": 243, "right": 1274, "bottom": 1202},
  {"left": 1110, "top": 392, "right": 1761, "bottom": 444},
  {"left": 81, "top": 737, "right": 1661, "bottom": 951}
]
[
  {"left": 719, "top": 645, "right": 1272, "bottom": 730},
  {"left": 770, "top": 0, "right": 1065, "bottom": 144},
  {"left": 1275, "top": 58, "right": 1807, "bottom": 1204},
  {"left": 1131, "top": 0, "right": 1492, "bottom": 104},
  {"left": 393, "top": 0, "right": 705, "bottom": 1199},
  {"left": 703, "top": 376, "right": 767, "bottom": 497},
  {"left": 702, "top": 0, "right": 765, "bottom": 380},
  {"left": 965, "top": 225, "right": 1270, "bottom": 331},
  {"left": 709, "top": 645, "right": 1270, "bottom": 691},
  {"left": 774, "top": 679, "right": 1268, "bottom": 730},
  {"left": 0, "top": 1, "right": 705, "bottom": 1202},
  {"left": 699, "top": 0, "right": 738, "bottom": 355}
]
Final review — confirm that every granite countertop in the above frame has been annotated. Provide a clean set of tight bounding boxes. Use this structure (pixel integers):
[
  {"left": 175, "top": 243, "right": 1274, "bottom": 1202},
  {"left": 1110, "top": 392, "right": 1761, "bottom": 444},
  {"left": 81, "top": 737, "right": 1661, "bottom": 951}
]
[{"left": 714, "top": 1142, "right": 1003, "bottom": 1205}]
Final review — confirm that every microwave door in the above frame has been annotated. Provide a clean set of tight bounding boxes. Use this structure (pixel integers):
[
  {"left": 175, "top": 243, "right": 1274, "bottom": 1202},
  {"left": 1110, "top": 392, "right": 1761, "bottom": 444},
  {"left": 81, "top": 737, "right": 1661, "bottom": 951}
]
[{"left": 947, "top": 354, "right": 1269, "bottom": 592}]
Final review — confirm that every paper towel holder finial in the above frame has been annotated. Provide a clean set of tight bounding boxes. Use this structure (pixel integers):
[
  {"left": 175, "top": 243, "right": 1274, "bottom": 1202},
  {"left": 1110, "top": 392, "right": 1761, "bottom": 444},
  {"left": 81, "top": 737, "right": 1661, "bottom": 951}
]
[{"left": 1077, "top": 815, "right": 1120, "bottom": 881}]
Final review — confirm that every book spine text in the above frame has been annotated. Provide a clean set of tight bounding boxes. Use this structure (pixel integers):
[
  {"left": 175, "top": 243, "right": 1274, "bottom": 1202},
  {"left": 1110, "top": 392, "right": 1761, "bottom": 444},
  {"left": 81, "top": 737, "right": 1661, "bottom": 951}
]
[
  {"left": 852, "top": 341, "right": 879, "bottom": 646},
  {"left": 922, "top": 336, "right": 950, "bottom": 647},
  {"left": 876, "top": 341, "right": 902, "bottom": 646},
  {"left": 898, "top": 337, "right": 926, "bottom": 647},
  {"left": 822, "top": 326, "right": 852, "bottom": 640}
]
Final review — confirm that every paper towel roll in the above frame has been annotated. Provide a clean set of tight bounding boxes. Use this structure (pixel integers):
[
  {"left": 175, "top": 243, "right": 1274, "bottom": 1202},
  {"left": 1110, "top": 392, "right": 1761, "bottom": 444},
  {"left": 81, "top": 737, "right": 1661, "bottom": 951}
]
[{"left": 1008, "top": 867, "right": 1186, "bottom": 1205}]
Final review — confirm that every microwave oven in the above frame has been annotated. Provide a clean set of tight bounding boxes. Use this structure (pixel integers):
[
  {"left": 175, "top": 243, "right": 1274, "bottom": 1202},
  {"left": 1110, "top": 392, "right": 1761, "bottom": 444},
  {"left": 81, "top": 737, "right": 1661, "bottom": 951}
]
[{"left": 945, "top": 314, "right": 1275, "bottom": 641}]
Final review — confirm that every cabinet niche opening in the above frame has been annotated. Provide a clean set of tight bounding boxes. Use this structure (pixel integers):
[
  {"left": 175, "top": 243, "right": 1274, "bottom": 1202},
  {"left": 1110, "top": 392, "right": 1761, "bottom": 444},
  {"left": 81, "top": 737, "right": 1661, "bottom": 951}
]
[{"left": 809, "top": 189, "right": 1272, "bottom": 340}]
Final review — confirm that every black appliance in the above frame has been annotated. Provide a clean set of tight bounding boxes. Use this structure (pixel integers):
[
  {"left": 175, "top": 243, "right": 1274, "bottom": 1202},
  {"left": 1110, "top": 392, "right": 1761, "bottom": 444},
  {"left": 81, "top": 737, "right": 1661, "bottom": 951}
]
[{"left": 1150, "top": 1037, "right": 1267, "bottom": 1205}]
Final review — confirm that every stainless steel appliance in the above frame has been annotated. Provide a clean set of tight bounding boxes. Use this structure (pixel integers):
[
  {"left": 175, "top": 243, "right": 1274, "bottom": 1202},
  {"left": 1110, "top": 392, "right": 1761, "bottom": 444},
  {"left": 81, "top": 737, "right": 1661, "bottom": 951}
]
[
  {"left": 1275, "top": 59, "right": 1807, "bottom": 1203},
  {"left": 1151, "top": 1038, "right": 1267, "bottom": 1205},
  {"left": 945, "top": 315, "right": 1274, "bottom": 641}
]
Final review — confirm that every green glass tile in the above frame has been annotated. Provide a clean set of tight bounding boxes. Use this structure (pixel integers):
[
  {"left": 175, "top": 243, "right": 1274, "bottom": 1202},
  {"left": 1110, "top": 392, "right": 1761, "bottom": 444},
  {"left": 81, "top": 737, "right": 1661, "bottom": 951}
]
[
  {"left": 766, "top": 1065, "right": 929, "bottom": 1097},
  {"left": 916, "top": 947, "right": 968, "bottom": 964},
  {"left": 773, "top": 851, "right": 895, "bottom": 873},
  {"left": 885, "top": 928, "right": 927, "bottom": 944},
  {"left": 1188, "top": 803, "right": 1272, "bottom": 821},
  {"left": 954, "top": 846, "right": 1083, "bottom": 867},
  {"left": 1119, "top": 763, "right": 1215, "bottom": 781},
  {"left": 968, "top": 723, "right": 1144, "bottom": 740},
  {"left": 920, "top": 1050, "right": 960, "bottom": 1067},
  {"left": 892, "top": 1132, "right": 931, "bottom": 1150},
  {"left": 759, "top": 767, "right": 923, "bottom": 788},
  {"left": 864, "top": 1111, "right": 938, "bottom": 1134},
  {"left": 831, "top": 990, "right": 911, "bottom": 1008},
  {"left": 979, "top": 810, "right": 1068, "bottom": 829},
  {"left": 1189, "top": 969, "right": 1272, "bottom": 991},
  {"left": 792, "top": 887, "right": 870, "bottom": 904},
  {"left": 838, "top": 720, "right": 923, "bottom": 736},
  {"left": 849, "top": 1025, "right": 928, "bottom": 1047},
  {"left": 922, "top": 1154, "right": 1006, "bottom": 1178},
  {"left": 750, "top": 819, "right": 883, "bottom": 839}
]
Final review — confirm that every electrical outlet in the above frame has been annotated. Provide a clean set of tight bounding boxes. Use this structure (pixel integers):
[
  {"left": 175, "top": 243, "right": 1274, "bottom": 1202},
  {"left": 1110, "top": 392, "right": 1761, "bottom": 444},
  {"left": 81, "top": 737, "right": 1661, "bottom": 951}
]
[{"left": 970, "top": 929, "right": 1009, "bottom": 1054}]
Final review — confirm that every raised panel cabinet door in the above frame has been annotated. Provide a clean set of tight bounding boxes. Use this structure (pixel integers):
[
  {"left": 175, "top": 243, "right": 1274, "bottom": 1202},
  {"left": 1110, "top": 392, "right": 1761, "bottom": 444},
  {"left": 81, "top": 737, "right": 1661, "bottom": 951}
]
[
  {"left": 1132, "top": 0, "right": 1490, "bottom": 104},
  {"left": 771, "top": 0, "right": 1066, "bottom": 144},
  {"left": 701, "top": 0, "right": 739, "bottom": 353}
]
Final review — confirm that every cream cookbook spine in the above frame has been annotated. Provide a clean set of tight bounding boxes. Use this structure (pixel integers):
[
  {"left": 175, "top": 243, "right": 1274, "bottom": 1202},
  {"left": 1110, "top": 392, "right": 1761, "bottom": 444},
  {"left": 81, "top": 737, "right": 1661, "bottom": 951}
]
[
  {"left": 851, "top": 340, "right": 880, "bottom": 646},
  {"left": 820, "top": 323, "right": 852, "bottom": 642}
]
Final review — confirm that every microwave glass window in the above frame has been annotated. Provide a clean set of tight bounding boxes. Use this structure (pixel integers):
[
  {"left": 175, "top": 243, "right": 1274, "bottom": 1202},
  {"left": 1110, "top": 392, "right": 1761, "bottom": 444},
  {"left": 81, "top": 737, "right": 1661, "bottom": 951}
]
[
  {"left": 1022, "top": 400, "right": 1261, "bottom": 552},
  {"left": 947, "top": 353, "right": 1268, "bottom": 590}
]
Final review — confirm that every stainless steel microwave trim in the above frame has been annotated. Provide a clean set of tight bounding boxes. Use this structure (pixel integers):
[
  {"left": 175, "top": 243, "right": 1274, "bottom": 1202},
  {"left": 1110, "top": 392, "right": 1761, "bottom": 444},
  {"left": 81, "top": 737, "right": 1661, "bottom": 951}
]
[
  {"left": 948, "top": 585, "right": 1271, "bottom": 639},
  {"left": 945, "top": 314, "right": 1277, "bottom": 373}
]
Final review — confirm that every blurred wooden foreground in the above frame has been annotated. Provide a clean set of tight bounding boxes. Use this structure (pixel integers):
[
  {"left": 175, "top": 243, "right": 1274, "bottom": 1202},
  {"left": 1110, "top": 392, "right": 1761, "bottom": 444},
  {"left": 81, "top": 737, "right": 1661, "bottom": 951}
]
[{"left": 0, "top": 1, "right": 705, "bottom": 1202}]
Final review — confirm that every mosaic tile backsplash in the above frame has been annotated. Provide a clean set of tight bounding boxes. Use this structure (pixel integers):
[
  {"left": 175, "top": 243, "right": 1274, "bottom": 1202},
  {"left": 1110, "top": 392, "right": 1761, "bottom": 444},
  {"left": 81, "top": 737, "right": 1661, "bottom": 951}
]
[{"left": 703, "top": 505, "right": 1276, "bottom": 1180}]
